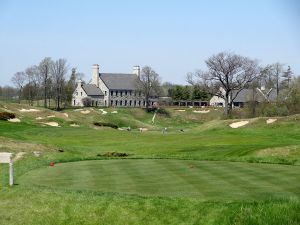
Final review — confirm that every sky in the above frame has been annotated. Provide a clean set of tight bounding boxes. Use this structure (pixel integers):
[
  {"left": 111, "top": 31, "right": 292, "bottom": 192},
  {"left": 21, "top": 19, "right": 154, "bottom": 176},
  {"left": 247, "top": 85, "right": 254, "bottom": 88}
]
[{"left": 0, "top": 0, "right": 299, "bottom": 85}]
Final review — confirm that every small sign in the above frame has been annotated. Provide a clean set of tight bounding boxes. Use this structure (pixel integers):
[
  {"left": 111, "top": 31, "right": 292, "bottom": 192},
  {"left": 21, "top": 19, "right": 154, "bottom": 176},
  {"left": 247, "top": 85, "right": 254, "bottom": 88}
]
[
  {"left": 0, "top": 152, "right": 14, "bottom": 186},
  {"left": 0, "top": 152, "right": 13, "bottom": 163}
]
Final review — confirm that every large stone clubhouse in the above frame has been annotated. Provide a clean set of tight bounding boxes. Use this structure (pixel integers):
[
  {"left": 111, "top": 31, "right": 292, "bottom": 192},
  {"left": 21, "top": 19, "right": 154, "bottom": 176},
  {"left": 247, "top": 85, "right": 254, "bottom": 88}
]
[{"left": 72, "top": 64, "right": 158, "bottom": 107}]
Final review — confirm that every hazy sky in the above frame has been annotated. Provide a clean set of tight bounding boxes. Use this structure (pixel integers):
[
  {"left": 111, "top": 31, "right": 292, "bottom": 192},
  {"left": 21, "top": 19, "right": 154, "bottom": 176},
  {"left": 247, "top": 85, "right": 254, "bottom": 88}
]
[{"left": 0, "top": 0, "right": 299, "bottom": 85}]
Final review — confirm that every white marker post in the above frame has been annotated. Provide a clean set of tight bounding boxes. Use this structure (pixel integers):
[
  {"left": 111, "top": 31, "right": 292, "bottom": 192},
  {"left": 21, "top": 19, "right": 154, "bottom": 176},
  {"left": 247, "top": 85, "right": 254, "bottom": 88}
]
[{"left": 0, "top": 152, "right": 13, "bottom": 186}]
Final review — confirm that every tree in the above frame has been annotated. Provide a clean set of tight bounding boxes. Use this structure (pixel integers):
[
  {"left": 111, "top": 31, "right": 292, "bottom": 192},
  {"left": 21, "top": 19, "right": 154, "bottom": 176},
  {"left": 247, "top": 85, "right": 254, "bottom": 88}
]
[
  {"left": 137, "top": 66, "right": 161, "bottom": 109},
  {"left": 189, "top": 52, "right": 260, "bottom": 116},
  {"left": 25, "top": 65, "right": 40, "bottom": 106},
  {"left": 38, "top": 57, "right": 53, "bottom": 108},
  {"left": 282, "top": 65, "right": 293, "bottom": 88},
  {"left": 51, "top": 59, "right": 68, "bottom": 110},
  {"left": 65, "top": 68, "right": 84, "bottom": 106},
  {"left": 11, "top": 72, "right": 26, "bottom": 103}
]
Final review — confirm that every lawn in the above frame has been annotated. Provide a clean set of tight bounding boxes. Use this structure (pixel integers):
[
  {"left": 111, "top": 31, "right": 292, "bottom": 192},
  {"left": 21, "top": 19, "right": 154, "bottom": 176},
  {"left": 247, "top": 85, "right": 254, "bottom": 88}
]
[
  {"left": 19, "top": 159, "right": 300, "bottom": 201},
  {"left": 0, "top": 104, "right": 300, "bottom": 224}
]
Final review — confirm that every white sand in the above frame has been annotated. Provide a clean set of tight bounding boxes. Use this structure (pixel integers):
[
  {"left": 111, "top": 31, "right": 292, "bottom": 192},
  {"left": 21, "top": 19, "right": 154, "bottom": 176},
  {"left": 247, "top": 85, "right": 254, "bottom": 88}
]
[
  {"left": 19, "top": 108, "right": 40, "bottom": 112},
  {"left": 81, "top": 110, "right": 90, "bottom": 114},
  {"left": 14, "top": 152, "right": 26, "bottom": 161},
  {"left": 267, "top": 118, "right": 277, "bottom": 124},
  {"left": 70, "top": 124, "right": 80, "bottom": 127},
  {"left": 8, "top": 118, "right": 21, "bottom": 123},
  {"left": 193, "top": 110, "right": 210, "bottom": 114},
  {"left": 36, "top": 117, "right": 43, "bottom": 120},
  {"left": 99, "top": 109, "right": 108, "bottom": 115},
  {"left": 47, "top": 115, "right": 56, "bottom": 118},
  {"left": 111, "top": 111, "right": 118, "bottom": 114},
  {"left": 175, "top": 110, "right": 186, "bottom": 112},
  {"left": 139, "top": 128, "right": 148, "bottom": 132},
  {"left": 44, "top": 122, "right": 60, "bottom": 127},
  {"left": 229, "top": 121, "right": 249, "bottom": 128},
  {"left": 63, "top": 113, "right": 69, "bottom": 118}
]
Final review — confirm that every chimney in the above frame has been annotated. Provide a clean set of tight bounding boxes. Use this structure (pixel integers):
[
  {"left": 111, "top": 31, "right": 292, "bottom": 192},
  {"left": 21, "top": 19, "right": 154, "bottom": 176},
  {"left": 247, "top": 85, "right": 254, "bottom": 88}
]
[
  {"left": 77, "top": 79, "right": 83, "bottom": 87},
  {"left": 92, "top": 64, "right": 99, "bottom": 87},
  {"left": 133, "top": 65, "right": 140, "bottom": 77}
]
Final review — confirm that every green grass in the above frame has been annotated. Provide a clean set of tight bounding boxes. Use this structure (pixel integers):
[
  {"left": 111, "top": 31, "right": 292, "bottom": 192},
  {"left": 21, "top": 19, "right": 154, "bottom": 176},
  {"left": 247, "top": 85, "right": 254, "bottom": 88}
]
[
  {"left": 19, "top": 159, "right": 300, "bottom": 201},
  {"left": 1, "top": 103, "right": 300, "bottom": 224}
]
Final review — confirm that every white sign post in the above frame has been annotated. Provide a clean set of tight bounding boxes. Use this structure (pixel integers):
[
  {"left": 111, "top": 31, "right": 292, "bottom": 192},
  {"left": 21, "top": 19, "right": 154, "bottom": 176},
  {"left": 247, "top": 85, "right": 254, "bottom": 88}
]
[{"left": 0, "top": 152, "right": 13, "bottom": 186}]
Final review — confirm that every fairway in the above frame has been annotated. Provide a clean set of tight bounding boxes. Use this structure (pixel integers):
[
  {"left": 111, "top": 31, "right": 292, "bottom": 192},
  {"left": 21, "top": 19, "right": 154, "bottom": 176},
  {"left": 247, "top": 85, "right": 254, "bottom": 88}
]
[{"left": 20, "top": 159, "right": 300, "bottom": 201}]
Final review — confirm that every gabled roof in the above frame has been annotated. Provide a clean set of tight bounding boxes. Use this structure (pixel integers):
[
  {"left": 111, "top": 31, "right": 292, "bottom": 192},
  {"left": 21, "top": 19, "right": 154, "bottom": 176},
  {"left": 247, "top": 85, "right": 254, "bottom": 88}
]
[
  {"left": 82, "top": 84, "right": 104, "bottom": 96},
  {"left": 232, "top": 88, "right": 277, "bottom": 103},
  {"left": 99, "top": 73, "right": 139, "bottom": 90}
]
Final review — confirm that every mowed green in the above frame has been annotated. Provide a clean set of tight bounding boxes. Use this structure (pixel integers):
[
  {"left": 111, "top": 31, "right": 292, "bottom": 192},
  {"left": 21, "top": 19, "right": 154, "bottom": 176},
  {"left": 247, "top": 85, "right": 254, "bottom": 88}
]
[{"left": 20, "top": 159, "right": 300, "bottom": 201}]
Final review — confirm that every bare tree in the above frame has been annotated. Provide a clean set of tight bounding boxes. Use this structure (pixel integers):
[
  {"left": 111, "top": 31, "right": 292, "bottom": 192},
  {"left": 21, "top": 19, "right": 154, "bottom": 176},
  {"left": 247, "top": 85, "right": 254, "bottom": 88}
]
[
  {"left": 38, "top": 57, "right": 53, "bottom": 108},
  {"left": 51, "top": 59, "right": 68, "bottom": 110},
  {"left": 189, "top": 52, "right": 260, "bottom": 116},
  {"left": 137, "top": 66, "right": 161, "bottom": 109},
  {"left": 11, "top": 72, "right": 26, "bottom": 103},
  {"left": 25, "top": 65, "right": 40, "bottom": 106}
]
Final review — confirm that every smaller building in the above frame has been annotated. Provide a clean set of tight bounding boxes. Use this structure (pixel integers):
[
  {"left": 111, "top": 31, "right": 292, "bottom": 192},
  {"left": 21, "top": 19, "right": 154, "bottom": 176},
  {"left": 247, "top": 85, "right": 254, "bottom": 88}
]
[
  {"left": 210, "top": 88, "right": 277, "bottom": 107},
  {"left": 73, "top": 80, "right": 104, "bottom": 107}
]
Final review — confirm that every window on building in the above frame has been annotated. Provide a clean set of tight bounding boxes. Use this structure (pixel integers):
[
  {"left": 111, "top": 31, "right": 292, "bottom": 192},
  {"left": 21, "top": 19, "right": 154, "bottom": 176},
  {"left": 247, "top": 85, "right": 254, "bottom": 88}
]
[
  {"left": 129, "top": 100, "right": 132, "bottom": 106},
  {"left": 73, "top": 100, "right": 75, "bottom": 105},
  {"left": 143, "top": 101, "right": 145, "bottom": 106},
  {"left": 105, "top": 91, "right": 107, "bottom": 96},
  {"left": 81, "top": 92, "right": 82, "bottom": 96},
  {"left": 116, "top": 91, "right": 118, "bottom": 96},
  {"left": 104, "top": 100, "right": 107, "bottom": 106},
  {"left": 134, "top": 100, "right": 136, "bottom": 106},
  {"left": 115, "top": 100, "right": 118, "bottom": 106},
  {"left": 129, "top": 91, "right": 132, "bottom": 96},
  {"left": 111, "top": 100, "right": 113, "bottom": 106},
  {"left": 125, "top": 91, "right": 127, "bottom": 95},
  {"left": 125, "top": 100, "right": 127, "bottom": 106},
  {"left": 138, "top": 100, "right": 141, "bottom": 106},
  {"left": 120, "top": 100, "right": 123, "bottom": 106},
  {"left": 120, "top": 91, "right": 123, "bottom": 97}
]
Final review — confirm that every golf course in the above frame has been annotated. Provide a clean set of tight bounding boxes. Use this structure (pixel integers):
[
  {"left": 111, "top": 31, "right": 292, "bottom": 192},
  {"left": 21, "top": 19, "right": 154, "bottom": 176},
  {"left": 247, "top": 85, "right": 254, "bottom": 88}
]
[{"left": 0, "top": 103, "right": 300, "bottom": 224}]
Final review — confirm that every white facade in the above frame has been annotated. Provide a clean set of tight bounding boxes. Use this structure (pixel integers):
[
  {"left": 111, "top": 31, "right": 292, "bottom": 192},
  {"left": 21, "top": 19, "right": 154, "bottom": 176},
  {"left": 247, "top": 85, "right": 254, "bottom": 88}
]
[{"left": 72, "top": 64, "right": 158, "bottom": 107}]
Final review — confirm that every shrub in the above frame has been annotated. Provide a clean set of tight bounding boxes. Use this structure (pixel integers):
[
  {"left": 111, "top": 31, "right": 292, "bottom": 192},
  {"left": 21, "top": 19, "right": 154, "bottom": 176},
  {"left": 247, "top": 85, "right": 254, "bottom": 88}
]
[
  {"left": 97, "top": 152, "right": 129, "bottom": 157},
  {"left": 93, "top": 122, "right": 118, "bottom": 129},
  {"left": 0, "top": 112, "right": 16, "bottom": 121},
  {"left": 82, "top": 97, "right": 92, "bottom": 107}
]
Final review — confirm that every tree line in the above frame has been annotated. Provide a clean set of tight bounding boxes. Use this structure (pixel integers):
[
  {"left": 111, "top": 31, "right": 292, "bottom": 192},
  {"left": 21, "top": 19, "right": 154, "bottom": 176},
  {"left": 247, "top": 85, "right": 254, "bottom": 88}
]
[
  {"left": 10, "top": 57, "right": 84, "bottom": 110},
  {"left": 186, "top": 52, "right": 298, "bottom": 117}
]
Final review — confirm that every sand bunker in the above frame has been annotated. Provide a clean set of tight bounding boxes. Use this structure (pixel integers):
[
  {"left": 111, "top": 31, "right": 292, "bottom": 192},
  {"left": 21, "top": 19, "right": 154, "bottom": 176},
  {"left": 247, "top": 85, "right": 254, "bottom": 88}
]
[
  {"left": 70, "top": 124, "right": 80, "bottom": 127},
  {"left": 175, "top": 110, "right": 186, "bottom": 112},
  {"left": 139, "top": 128, "right": 148, "bottom": 132},
  {"left": 229, "top": 121, "right": 249, "bottom": 128},
  {"left": 8, "top": 118, "right": 21, "bottom": 123},
  {"left": 14, "top": 152, "right": 26, "bottom": 161},
  {"left": 43, "top": 122, "right": 60, "bottom": 127},
  {"left": 36, "top": 117, "right": 43, "bottom": 120},
  {"left": 99, "top": 109, "right": 108, "bottom": 115},
  {"left": 266, "top": 118, "right": 277, "bottom": 124},
  {"left": 47, "top": 115, "right": 56, "bottom": 118},
  {"left": 81, "top": 110, "right": 90, "bottom": 114},
  {"left": 111, "top": 111, "right": 118, "bottom": 114},
  {"left": 63, "top": 113, "right": 69, "bottom": 118},
  {"left": 193, "top": 110, "right": 210, "bottom": 114},
  {"left": 19, "top": 108, "right": 40, "bottom": 112}
]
